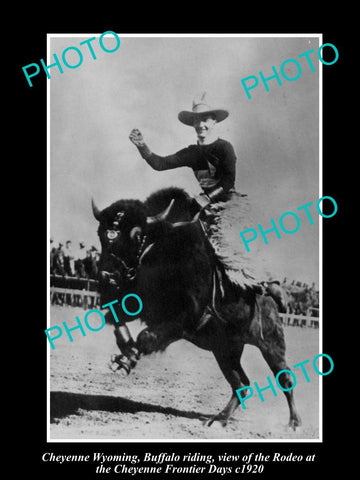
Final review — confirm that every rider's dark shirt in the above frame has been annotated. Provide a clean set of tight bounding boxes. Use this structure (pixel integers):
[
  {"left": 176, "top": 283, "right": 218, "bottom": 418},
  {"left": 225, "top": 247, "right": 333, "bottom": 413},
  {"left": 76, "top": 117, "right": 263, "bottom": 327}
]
[{"left": 138, "top": 138, "right": 236, "bottom": 196}]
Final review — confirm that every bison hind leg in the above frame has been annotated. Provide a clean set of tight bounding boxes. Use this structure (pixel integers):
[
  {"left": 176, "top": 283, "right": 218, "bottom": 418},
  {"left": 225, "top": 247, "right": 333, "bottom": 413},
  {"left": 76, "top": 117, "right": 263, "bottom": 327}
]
[
  {"left": 257, "top": 322, "right": 302, "bottom": 429},
  {"left": 204, "top": 341, "right": 250, "bottom": 427}
]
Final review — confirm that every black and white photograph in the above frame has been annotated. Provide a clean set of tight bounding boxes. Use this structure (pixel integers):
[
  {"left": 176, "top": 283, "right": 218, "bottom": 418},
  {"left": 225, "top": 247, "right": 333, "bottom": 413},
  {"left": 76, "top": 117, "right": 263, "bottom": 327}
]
[
  {"left": 13, "top": 19, "right": 351, "bottom": 476},
  {"left": 47, "top": 34, "right": 325, "bottom": 442}
]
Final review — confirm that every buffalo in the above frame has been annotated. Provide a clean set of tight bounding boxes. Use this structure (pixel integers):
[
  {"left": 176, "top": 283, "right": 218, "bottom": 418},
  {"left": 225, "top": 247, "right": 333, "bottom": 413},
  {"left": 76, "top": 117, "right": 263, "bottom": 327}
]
[{"left": 91, "top": 186, "right": 301, "bottom": 429}]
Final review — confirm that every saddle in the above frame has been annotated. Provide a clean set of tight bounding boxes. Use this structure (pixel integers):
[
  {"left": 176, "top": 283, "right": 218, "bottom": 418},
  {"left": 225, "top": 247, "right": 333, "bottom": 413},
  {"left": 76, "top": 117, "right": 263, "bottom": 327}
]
[
  {"left": 195, "top": 215, "right": 285, "bottom": 332},
  {"left": 195, "top": 262, "right": 265, "bottom": 342}
]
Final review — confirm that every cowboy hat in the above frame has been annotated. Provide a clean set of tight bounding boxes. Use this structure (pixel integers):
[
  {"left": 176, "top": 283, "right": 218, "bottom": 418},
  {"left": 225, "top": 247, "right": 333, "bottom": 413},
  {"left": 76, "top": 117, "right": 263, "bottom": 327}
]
[{"left": 178, "top": 92, "right": 229, "bottom": 126}]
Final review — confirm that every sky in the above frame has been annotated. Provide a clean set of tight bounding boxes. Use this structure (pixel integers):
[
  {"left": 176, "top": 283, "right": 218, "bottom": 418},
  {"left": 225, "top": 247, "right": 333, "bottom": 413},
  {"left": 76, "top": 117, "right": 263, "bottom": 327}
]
[{"left": 49, "top": 34, "right": 322, "bottom": 286}]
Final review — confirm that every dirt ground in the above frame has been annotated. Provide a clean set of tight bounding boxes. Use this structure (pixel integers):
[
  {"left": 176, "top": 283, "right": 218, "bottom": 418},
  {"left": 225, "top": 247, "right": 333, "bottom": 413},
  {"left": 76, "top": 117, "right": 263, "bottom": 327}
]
[{"left": 48, "top": 305, "right": 321, "bottom": 441}]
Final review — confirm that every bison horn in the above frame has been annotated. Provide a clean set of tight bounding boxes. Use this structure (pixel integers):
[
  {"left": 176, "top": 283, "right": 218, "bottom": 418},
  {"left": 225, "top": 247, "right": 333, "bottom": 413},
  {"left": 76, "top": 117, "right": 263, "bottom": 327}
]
[
  {"left": 91, "top": 197, "right": 101, "bottom": 221},
  {"left": 138, "top": 242, "right": 155, "bottom": 265},
  {"left": 170, "top": 210, "right": 202, "bottom": 228},
  {"left": 146, "top": 198, "right": 175, "bottom": 224}
]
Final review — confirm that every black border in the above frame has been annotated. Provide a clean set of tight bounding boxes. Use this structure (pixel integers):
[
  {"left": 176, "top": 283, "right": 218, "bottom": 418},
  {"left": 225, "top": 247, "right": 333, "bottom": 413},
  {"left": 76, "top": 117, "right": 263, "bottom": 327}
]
[{"left": 16, "top": 21, "right": 348, "bottom": 478}]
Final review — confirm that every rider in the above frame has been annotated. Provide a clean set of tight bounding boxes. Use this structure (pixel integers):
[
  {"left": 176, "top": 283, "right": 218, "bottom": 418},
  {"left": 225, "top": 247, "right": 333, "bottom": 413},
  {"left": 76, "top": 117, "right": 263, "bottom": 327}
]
[{"left": 129, "top": 92, "right": 265, "bottom": 295}]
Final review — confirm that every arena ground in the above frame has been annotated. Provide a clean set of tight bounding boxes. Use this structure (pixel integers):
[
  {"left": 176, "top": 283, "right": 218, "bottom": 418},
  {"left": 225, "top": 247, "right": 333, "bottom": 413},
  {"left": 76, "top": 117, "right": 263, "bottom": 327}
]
[{"left": 48, "top": 305, "right": 321, "bottom": 441}]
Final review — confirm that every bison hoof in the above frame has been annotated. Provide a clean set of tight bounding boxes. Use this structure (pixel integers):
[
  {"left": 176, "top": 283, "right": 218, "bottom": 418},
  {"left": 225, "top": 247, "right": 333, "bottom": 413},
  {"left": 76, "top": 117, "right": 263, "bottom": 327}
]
[
  {"left": 203, "top": 413, "right": 229, "bottom": 428},
  {"left": 136, "top": 329, "right": 158, "bottom": 354},
  {"left": 288, "top": 415, "right": 302, "bottom": 431},
  {"left": 109, "top": 354, "right": 132, "bottom": 375}
]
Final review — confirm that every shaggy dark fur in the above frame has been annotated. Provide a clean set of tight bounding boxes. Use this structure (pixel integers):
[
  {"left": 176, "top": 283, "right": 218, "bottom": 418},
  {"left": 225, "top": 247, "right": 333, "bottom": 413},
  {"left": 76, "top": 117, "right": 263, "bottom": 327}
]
[{"left": 92, "top": 186, "right": 301, "bottom": 428}]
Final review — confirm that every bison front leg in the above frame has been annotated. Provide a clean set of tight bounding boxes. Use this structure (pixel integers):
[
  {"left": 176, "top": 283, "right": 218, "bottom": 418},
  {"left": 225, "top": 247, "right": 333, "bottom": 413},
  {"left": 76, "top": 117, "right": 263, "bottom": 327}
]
[
  {"left": 106, "top": 308, "right": 139, "bottom": 374},
  {"left": 136, "top": 322, "right": 183, "bottom": 355},
  {"left": 109, "top": 324, "right": 140, "bottom": 374}
]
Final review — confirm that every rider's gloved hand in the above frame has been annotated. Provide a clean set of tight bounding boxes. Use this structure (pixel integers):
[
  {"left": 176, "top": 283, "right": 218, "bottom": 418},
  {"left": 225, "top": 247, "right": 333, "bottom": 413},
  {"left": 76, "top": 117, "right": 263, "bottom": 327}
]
[
  {"left": 129, "top": 128, "right": 146, "bottom": 147},
  {"left": 194, "top": 192, "right": 211, "bottom": 210}
]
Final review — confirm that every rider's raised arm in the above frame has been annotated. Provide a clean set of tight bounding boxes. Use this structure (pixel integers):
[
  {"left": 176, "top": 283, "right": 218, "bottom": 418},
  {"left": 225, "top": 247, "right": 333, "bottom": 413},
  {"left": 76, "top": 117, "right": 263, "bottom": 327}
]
[
  {"left": 129, "top": 128, "right": 196, "bottom": 171},
  {"left": 136, "top": 144, "right": 188, "bottom": 171}
]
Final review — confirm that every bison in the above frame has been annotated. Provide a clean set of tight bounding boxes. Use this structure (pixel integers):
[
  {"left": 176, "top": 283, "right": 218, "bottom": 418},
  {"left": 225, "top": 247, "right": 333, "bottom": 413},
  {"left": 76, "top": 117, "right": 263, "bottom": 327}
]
[{"left": 91, "top": 186, "right": 301, "bottom": 429}]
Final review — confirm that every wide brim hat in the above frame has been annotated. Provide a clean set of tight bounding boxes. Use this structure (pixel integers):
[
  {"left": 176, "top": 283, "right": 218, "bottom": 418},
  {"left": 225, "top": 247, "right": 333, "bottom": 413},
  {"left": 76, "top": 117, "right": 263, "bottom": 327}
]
[{"left": 178, "top": 92, "right": 229, "bottom": 126}]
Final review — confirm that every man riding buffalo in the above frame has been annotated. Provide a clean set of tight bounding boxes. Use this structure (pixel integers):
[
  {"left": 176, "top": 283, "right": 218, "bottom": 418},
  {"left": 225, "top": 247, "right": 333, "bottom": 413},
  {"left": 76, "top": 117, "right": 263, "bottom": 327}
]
[
  {"left": 129, "top": 92, "right": 268, "bottom": 296},
  {"left": 90, "top": 92, "right": 299, "bottom": 428}
]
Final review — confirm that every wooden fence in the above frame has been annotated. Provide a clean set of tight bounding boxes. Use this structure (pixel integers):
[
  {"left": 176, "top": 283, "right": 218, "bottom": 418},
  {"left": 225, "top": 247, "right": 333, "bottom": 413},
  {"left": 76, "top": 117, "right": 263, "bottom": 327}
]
[
  {"left": 50, "top": 287, "right": 101, "bottom": 309},
  {"left": 50, "top": 274, "right": 98, "bottom": 290},
  {"left": 279, "top": 311, "right": 319, "bottom": 328},
  {"left": 50, "top": 275, "right": 101, "bottom": 309},
  {"left": 50, "top": 276, "right": 320, "bottom": 328}
]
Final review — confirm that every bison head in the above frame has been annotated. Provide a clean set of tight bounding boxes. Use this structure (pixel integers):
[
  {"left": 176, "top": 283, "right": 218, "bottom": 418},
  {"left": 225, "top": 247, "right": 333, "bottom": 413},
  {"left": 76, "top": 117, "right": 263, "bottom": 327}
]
[
  {"left": 91, "top": 196, "right": 176, "bottom": 289},
  {"left": 92, "top": 187, "right": 205, "bottom": 312},
  {"left": 92, "top": 188, "right": 209, "bottom": 329}
]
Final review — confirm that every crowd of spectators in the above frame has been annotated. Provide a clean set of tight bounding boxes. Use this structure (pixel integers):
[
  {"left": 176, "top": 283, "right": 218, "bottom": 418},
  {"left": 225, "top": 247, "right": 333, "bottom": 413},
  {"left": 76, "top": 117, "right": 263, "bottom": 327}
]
[
  {"left": 280, "top": 277, "right": 319, "bottom": 316},
  {"left": 50, "top": 238, "right": 100, "bottom": 279}
]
